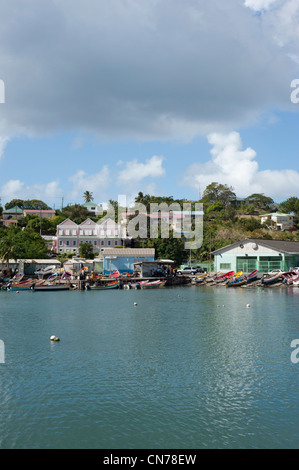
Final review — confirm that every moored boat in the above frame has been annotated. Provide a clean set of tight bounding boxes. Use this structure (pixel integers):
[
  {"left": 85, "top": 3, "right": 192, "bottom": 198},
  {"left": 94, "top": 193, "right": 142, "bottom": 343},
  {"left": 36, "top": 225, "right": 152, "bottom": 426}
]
[
  {"left": 86, "top": 280, "right": 120, "bottom": 290},
  {"left": 141, "top": 280, "right": 166, "bottom": 289},
  {"left": 245, "top": 270, "right": 258, "bottom": 283},
  {"left": 261, "top": 272, "right": 281, "bottom": 285},
  {"left": 226, "top": 276, "right": 247, "bottom": 287}
]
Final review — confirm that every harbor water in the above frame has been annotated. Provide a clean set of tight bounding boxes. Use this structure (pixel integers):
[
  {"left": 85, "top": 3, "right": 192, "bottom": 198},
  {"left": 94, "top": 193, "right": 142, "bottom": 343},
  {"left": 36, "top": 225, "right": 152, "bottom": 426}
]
[{"left": 0, "top": 286, "right": 298, "bottom": 449}]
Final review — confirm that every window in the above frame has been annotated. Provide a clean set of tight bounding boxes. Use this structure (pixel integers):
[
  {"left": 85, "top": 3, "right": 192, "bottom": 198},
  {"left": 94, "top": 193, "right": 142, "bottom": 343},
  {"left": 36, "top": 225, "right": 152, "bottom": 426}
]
[
  {"left": 65, "top": 230, "right": 70, "bottom": 235},
  {"left": 72, "top": 240, "right": 76, "bottom": 246},
  {"left": 220, "top": 263, "right": 231, "bottom": 270},
  {"left": 108, "top": 240, "right": 111, "bottom": 246},
  {"left": 59, "top": 241, "right": 63, "bottom": 246},
  {"left": 101, "top": 241, "right": 104, "bottom": 246},
  {"left": 72, "top": 230, "right": 77, "bottom": 235},
  {"left": 114, "top": 240, "right": 118, "bottom": 246},
  {"left": 66, "top": 240, "right": 70, "bottom": 246},
  {"left": 94, "top": 241, "right": 97, "bottom": 246},
  {"left": 59, "top": 230, "right": 63, "bottom": 236}
]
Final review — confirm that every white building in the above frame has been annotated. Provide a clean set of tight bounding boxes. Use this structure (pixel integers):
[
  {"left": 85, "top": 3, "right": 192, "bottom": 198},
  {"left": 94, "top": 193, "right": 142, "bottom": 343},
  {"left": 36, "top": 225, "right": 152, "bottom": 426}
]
[{"left": 260, "top": 213, "right": 294, "bottom": 231}]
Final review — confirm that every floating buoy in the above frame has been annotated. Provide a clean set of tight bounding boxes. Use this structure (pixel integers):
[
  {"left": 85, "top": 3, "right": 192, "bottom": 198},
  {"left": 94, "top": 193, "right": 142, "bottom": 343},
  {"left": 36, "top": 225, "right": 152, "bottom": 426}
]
[
  {"left": 134, "top": 302, "right": 138, "bottom": 306},
  {"left": 50, "top": 336, "right": 60, "bottom": 342},
  {"left": 246, "top": 304, "right": 251, "bottom": 308}
]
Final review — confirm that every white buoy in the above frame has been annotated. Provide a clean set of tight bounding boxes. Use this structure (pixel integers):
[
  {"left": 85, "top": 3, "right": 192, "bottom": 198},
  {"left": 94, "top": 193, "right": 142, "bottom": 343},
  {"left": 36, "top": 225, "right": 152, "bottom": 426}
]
[
  {"left": 50, "top": 336, "right": 60, "bottom": 342},
  {"left": 246, "top": 304, "right": 251, "bottom": 308},
  {"left": 134, "top": 302, "right": 138, "bottom": 306}
]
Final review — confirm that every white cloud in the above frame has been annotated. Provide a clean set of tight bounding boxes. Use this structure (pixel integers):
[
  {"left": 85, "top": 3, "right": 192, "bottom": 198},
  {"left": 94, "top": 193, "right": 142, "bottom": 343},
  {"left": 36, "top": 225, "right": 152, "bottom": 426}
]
[
  {"left": 244, "top": 0, "right": 277, "bottom": 11},
  {"left": 0, "top": 136, "right": 9, "bottom": 160},
  {"left": 68, "top": 166, "right": 110, "bottom": 202},
  {"left": 183, "top": 131, "right": 299, "bottom": 200},
  {"left": 0, "top": 179, "right": 62, "bottom": 203},
  {"left": 117, "top": 155, "right": 165, "bottom": 187}
]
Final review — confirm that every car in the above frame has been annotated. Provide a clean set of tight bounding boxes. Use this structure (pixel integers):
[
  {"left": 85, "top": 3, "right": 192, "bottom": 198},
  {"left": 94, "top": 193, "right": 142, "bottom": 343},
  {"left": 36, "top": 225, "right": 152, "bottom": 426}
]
[
  {"left": 177, "top": 266, "right": 197, "bottom": 275},
  {"left": 195, "top": 266, "right": 207, "bottom": 273}
]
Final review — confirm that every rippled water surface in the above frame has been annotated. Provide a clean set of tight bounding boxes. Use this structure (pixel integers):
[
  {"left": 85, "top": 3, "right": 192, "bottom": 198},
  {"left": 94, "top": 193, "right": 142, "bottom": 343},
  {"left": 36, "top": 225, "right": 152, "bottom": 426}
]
[{"left": 0, "top": 286, "right": 298, "bottom": 449}]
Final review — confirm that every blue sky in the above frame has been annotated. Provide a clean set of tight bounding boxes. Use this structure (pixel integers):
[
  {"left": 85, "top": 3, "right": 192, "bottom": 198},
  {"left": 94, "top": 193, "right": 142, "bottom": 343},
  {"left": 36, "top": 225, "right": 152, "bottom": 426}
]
[{"left": 0, "top": 0, "right": 298, "bottom": 208}]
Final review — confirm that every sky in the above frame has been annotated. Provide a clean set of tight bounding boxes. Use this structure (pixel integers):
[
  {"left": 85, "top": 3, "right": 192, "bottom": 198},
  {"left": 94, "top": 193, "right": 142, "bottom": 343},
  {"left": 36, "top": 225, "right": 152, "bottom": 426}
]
[{"left": 0, "top": 0, "right": 298, "bottom": 208}]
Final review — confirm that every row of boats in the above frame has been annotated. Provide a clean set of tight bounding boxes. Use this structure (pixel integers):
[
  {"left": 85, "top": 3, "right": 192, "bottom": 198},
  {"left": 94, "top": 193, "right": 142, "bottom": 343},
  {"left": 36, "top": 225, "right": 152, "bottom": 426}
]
[
  {"left": 85, "top": 279, "right": 166, "bottom": 290},
  {"left": 0, "top": 273, "right": 167, "bottom": 292},
  {"left": 193, "top": 268, "right": 299, "bottom": 287}
]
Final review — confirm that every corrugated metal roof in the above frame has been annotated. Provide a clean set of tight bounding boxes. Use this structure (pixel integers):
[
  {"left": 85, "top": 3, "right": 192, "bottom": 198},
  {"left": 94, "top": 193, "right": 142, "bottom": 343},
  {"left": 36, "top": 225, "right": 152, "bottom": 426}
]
[
  {"left": 212, "top": 238, "right": 299, "bottom": 255},
  {"left": 102, "top": 248, "right": 155, "bottom": 257}
]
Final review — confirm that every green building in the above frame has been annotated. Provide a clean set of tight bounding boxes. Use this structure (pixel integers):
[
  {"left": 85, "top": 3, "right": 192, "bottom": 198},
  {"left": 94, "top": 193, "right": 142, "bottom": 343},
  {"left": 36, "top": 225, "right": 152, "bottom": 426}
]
[{"left": 212, "top": 238, "right": 299, "bottom": 273}]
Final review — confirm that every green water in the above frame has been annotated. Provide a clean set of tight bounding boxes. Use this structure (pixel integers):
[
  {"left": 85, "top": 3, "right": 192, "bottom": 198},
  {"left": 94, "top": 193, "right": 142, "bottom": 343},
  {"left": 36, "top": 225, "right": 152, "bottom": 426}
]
[{"left": 0, "top": 286, "right": 298, "bottom": 449}]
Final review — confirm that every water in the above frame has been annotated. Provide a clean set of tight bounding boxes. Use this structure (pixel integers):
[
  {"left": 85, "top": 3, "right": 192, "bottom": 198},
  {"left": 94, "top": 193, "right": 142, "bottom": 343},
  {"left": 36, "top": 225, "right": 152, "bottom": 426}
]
[{"left": 0, "top": 285, "right": 298, "bottom": 449}]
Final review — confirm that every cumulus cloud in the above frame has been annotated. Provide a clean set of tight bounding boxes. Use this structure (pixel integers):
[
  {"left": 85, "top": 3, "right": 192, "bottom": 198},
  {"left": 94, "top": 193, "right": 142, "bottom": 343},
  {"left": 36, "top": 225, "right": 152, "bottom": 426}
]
[
  {"left": 0, "top": 0, "right": 296, "bottom": 144},
  {"left": 117, "top": 155, "right": 165, "bottom": 187},
  {"left": 183, "top": 131, "right": 299, "bottom": 200},
  {"left": 0, "top": 179, "right": 62, "bottom": 202},
  {"left": 68, "top": 166, "right": 110, "bottom": 202}
]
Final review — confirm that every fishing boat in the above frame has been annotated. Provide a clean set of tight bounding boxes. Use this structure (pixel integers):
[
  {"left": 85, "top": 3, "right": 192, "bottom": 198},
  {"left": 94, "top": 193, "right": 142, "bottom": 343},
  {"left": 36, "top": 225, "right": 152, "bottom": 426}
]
[
  {"left": 141, "top": 280, "right": 166, "bottom": 289},
  {"left": 261, "top": 272, "right": 281, "bottom": 285},
  {"left": 86, "top": 280, "right": 120, "bottom": 290},
  {"left": 226, "top": 276, "right": 247, "bottom": 287},
  {"left": 215, "top": 271, "right": 235, "bottom": 282},
  {"left": 32, "top": 284, "right": 70, "bottom": 291},
  {"left": 1, "top": 278, "right": 35, "bottom": 291},
  {"left": 245, "top": 270, "right": 258, "bottom": 283}
]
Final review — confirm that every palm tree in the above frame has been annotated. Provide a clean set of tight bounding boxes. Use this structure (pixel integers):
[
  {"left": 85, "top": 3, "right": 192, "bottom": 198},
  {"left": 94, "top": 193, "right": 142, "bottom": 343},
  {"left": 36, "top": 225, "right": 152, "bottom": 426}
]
[
  {"left": 0, "top": 229, "right": 19, "bottom": 270},
  {"left": 83, "top": 191, "right": 94, "bottom": 203}
]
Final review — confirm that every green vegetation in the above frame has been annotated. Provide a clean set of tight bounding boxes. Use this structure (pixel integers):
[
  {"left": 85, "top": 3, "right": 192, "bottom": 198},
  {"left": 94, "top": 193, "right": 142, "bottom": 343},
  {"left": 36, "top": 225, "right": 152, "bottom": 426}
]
[
  {"left": 0, "top": 186, "right": 298, "bottom": 264},
  {"left": 0, "top": 226, "right": 49, "bottom": 266}
]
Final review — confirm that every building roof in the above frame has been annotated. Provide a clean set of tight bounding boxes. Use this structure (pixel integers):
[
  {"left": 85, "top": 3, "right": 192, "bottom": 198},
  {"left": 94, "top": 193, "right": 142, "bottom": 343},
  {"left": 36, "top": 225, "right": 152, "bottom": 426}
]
[
  {"left": 102, "top": 248, "right": 155, "bottom": 257},
  {"left": 3, "top": 205, "right": 23, "bottom": 213},
  {"left": 212, "top": 238, "right": 299, "bottom": 255},
  {"left": 260, "top": 213, "right": 293, "bottom": 217}
]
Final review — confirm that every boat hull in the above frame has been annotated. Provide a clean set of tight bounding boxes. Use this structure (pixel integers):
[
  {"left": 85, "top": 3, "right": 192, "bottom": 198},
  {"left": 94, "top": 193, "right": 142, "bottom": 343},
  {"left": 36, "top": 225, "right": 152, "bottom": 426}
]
[{"left": 88, "top": 281, "right": 120, "bottom": 290}]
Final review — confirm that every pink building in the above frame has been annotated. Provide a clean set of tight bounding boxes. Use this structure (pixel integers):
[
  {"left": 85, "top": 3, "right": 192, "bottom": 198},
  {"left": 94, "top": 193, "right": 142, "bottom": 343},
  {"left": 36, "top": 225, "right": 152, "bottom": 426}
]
[
  {"left": 23, "top": 209, "right": 56, "bottom": 219},
  {"left": 56, "top": 217, "right": 124, "bottom": 254}
]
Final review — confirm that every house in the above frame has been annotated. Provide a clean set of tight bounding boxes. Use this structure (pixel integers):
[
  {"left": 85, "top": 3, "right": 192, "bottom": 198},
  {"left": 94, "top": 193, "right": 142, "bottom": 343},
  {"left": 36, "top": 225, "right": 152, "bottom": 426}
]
[
  {"left": 23, "top": 209, "right": 55, "bottom": 219},
  {"left": 260, "top": 213, "right": 294, "bottom": 231},
  {"left": 2, "top": 205, "right": 24, "bottom": 220},
  {"left": 212, "top": 238, "right": 299, "bottom": 273},
  {"left": 102, "top": 248, "right": 155, "bottom": 275},
  {"left": 82, "top": 202, "right": 103, "bottom": 216},
  {"left": 56, "top": 217, "right": 125, "bottom": 254}
]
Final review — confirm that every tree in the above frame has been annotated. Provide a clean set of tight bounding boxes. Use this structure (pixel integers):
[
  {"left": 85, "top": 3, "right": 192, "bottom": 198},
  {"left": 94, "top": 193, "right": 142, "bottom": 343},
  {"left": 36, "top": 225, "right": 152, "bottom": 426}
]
[
  {"left": 60, "top": 204, "right": 89, "bottom": 224},
  {"left": 245, "top": 193, "right": 274, "bottom": 211},
  {"left": 279, "top": 197, "right": 299, "bottom": 215},
  {"left": 5, "top": 199, "right": 51, "bottom": 210},
  {"left": 83, "top": 191, "right": 94, "bottom": 203},
  {"left": 202, "top": 182, "right": 236, "bottom": 207},
  {"left": 79, "top": 242, "right": 94, "bottom": 259},
  {"left": 0, "top": 228, "right": 19, "bottom": 268}
]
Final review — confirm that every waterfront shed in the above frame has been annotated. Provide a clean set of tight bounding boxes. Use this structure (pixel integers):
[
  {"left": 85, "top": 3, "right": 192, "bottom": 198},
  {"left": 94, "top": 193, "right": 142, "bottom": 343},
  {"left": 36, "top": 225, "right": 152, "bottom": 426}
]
[
  {"left": 102, "top": 248, "right": 155, "bottom": 275},
  {"left": 212, "top": 238, "right": 299, "bottom": 273}
]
